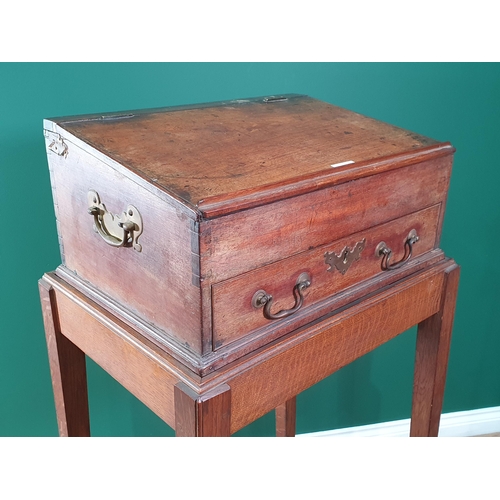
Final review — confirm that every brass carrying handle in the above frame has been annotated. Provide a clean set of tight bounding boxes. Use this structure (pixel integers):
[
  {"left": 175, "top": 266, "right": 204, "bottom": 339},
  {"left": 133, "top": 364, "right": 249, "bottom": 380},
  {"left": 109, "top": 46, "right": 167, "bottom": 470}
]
[
  {"left": 376, "top": 229, "right": 419, "bottom": 271},
  {"left": 252, "top": 273, "right": 311, "bottom": 320},
  {"left": 87, "top": 190, "right": 143, "bottom": 252}
]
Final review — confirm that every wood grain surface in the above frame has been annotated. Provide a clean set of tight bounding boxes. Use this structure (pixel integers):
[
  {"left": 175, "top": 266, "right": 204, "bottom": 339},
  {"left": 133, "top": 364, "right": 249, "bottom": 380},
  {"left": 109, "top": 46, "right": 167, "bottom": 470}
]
[
  {"left": 42, "top": 273, "right": 191, "bottom": 430},
  {"left": 39, "top": 278, "right": 90, "bottom": 437},
  {"left": 200, "top": 155, "right": 452, "bottom": 283},
  {"left": 224, "top": 262, "right": 449, "bottom": 434},
  {"left": 174, "top": 382, "right": 231, "bottom": 437},
  {"left": 410, "top": 263, "right": 460, "bottom": 436},
  {"left": 44, "top": 95, "right": 454, "bottom": 368},
  {"left": 212, "top": 204, "right": 441, "bottom": 349},
  {"left": 41, "top": 97, "right": 458, "bottom": 437},
  {"left": 276, "top": 397, "right": 297, "bottom": 437},
  {"left": 40, "top": 259, "right": 458, "bottom": 437},
  {"left": 48, "top": 95, "right": 445, "bottom": 212},
  {"left": 46, "top": 136, "right": 203, "bottom": 353}
]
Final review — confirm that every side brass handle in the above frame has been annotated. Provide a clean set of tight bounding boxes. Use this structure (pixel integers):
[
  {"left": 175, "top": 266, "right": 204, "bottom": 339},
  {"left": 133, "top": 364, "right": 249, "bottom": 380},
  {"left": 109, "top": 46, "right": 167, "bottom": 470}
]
[
  {"left": 252, "top": 273, "right": 311, "bottom": 321},
  {"left": 376, "top": 229, "right": 419, "bottom": 271},
  {"left": 87, "top": 190, "right": 143, "bottom": 252}
]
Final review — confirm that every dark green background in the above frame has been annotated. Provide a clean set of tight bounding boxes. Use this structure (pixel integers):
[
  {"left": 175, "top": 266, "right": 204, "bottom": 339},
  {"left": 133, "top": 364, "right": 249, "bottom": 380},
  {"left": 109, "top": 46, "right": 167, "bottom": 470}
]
[{"left": 1, "top": 63, "right": 499, "bottom": 437}]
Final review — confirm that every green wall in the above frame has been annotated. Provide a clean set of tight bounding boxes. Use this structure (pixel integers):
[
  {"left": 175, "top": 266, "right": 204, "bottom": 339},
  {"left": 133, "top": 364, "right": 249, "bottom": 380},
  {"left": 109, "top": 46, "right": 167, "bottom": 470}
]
[{"left": 1, "top": 63, "right": 499, "bottom": 437}]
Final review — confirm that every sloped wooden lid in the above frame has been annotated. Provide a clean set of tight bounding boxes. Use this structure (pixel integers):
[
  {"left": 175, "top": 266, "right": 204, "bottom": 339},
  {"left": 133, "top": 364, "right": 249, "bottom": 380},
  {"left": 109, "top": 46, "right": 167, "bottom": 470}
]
[{"left": 45, "top": 94, "right": 453, "bottom": 218}]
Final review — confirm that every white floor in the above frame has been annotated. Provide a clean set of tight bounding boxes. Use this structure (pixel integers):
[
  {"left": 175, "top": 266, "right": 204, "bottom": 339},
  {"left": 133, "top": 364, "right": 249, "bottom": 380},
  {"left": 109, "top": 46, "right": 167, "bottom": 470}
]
[{"left": 297, "top": 406, "right": 500, "bottom": 437}]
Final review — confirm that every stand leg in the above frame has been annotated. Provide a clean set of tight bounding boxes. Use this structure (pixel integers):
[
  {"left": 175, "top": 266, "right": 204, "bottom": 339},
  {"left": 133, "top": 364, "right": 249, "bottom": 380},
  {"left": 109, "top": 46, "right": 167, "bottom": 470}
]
[
  {"left": 174, "top": 382, "right": 231, "bottom": 436},
  {"left": 39, "top": 278, "right": 90, "bottom": 437},
  {"left": 276, "top": 397, "right": 297, "bottom": 437},
  {"left": 410, "top": 263, "right": 460, "bottom": 437}
]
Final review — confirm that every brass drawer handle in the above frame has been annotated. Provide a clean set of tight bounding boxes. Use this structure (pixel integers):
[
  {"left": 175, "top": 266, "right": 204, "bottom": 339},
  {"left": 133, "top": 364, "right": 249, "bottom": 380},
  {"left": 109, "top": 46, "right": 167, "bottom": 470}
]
[
  {"left": 252, "top": 273, "right": 311, "bottom": 320},
  {"left": 87, "top": 190, "right": 143, "bottom": 252},
  {"left": 376, "top": 229, "right": 419, "bottom": 270}
]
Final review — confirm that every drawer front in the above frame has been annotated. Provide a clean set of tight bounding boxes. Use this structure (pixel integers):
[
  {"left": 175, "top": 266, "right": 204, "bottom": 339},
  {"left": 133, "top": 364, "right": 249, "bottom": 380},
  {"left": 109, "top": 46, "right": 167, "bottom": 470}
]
[{"left": 212, "top": 204, "right": 441, "bottom": 349}]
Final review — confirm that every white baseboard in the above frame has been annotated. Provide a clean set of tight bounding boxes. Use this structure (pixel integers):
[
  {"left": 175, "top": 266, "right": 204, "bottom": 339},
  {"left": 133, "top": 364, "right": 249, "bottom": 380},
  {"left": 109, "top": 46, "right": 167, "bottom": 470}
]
[{"left": 297, "top": 406, "right": 500, "bottom": 437}]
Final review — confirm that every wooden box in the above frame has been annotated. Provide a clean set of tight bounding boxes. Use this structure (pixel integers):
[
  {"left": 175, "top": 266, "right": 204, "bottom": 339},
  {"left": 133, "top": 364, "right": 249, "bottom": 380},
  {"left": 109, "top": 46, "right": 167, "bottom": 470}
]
[{"left": 43, "top": 94, "right": 454, "bottom": 375}]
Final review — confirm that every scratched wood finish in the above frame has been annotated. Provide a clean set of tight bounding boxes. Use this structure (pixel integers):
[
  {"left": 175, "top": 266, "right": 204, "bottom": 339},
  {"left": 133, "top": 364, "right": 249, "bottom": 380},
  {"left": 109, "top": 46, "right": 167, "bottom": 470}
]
[
  {"left": 45, "top": 137, "right": 202, "bottom": 353},
  {"left": 42, "top": 273, "right": 187, "bottom": 430},
  {"left": 47, "top": 95, "right": 443, "bottom": 212},
  {"left": 39, "top": 278, "right": 90, "bottom": 437},
  {"left": 276, "top": 397, "right": 297, "bottom": 437},
  {"left": 40, "top": 260, "right": 458, "bottom": 437},
  {"left": 212, "top": 204, "right": 441, "bottom": 349},
  {"left": 200, "top": 156, "right": 451, "bottom": 284},
  {"left": 410, "top": 263, "right": 460, "bottom": 436},
  {"left": 203, "top": 250, "right": 446, "bottom": 375},
  {"left": 44, "top": 95, "right": 455, "bottom": 373}
]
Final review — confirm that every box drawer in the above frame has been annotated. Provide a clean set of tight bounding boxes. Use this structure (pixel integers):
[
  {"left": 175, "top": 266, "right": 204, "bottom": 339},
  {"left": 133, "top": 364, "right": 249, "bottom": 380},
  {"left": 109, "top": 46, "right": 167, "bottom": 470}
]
[
  {"left": 212, "top": 204, "right": 441, "bottom": 349},
  {"left": 44, "top": 95, "right": 455, "bottom": 370}
]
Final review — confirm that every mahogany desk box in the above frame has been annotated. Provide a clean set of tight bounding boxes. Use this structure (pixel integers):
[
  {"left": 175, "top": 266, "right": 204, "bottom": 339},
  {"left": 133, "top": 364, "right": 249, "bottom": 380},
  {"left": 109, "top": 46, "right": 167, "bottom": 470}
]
[{"left": 40, "top": 94, "right": 459, "bottom": 436}]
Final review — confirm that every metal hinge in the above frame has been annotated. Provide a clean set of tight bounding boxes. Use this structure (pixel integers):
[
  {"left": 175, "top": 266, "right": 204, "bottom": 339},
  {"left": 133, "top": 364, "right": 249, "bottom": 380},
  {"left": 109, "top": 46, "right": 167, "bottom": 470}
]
[
  {"left": 45, "top": 131, "right": 69, "bottom": 158},
  {"left": 263, "top": 96, "right": 288, "bottom": 103}
]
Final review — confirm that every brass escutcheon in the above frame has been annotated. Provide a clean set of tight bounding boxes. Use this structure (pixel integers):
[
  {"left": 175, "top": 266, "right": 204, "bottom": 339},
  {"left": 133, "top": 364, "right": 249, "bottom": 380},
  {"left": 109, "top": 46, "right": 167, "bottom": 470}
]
[{"left": 324, "top": 238, "right": 366, "bottom": 275}]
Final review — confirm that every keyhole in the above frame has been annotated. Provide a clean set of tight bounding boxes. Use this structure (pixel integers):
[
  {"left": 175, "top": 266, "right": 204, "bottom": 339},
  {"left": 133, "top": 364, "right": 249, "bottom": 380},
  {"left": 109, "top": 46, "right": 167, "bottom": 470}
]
[{"left": 342, "top": 249, "right": 350, "bottom": 264}]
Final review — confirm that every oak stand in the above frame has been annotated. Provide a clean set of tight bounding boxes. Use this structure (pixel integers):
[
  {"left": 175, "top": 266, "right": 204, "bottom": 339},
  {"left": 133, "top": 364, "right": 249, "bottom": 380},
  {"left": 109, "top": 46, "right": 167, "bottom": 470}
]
[{"left": 39, "top": 258, "right": 459, "bottom": 437}]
